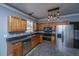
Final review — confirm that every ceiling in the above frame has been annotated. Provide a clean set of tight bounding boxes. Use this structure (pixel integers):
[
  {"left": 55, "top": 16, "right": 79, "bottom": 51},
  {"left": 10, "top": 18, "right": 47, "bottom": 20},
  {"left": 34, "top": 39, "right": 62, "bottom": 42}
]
[{"left": 8, "top": 3, "right": 79, "bottom": 19}]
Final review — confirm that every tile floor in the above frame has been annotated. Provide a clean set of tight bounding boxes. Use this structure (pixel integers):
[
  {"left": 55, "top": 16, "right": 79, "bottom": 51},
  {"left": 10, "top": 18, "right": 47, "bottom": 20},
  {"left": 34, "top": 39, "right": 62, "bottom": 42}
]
[{"left": 26, "top": 41, "right": 79, "bottom": 56}]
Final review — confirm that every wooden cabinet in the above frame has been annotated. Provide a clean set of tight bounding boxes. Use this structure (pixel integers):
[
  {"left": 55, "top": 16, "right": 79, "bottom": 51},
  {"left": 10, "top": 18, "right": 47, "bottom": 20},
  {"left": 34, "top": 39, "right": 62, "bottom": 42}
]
[
  {"left": 37, "top": 22, "right": 56, "bottom": 31},
  {"left": 8, "top": 16, "right": 27, "bottom": 32},
  {"left": 37, "top": 22, "right": 65, "bottom": 31},
  {"left": 51, "top": 36, "right": 56, "bottom": 44},
  {"left": 11, "top": 42, "right": 23, "bottom": 56},
  {"left": 20, "top": 19, "right": 27, "bottom": 32},
  {"left": 33, "top": 22, "right": 37, "bottom": 31},
  {"left": 49, "top": 22, "right": 56, "bottom": 31},
  {"left": 31, "top": 35, "right": 41, "bottom": 48},
  {"left": 37, "top": 23, "right": 45, "bottom": 30},
  {"left": 40, "top": 35, "right": 43, "bottom": 43},
  {"left": 37, "top": 23, "right": 42, "bottom": 30},
  {"left": 31, "top": 35, "right": 40, "bottom": 48}
]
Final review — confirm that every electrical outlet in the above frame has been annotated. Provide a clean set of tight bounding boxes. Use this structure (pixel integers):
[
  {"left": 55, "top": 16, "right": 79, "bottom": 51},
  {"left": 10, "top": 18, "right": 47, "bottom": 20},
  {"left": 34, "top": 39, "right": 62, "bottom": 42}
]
[{"left": 4, "top": 34, "right": 7, "bottom": 38}]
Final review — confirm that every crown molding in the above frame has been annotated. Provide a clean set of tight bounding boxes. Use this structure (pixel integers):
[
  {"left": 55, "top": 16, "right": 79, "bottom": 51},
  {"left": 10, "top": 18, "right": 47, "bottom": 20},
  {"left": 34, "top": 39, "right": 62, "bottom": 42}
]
[
  {"left": 39, "top": 13, "right": 79, "bottom": 21},
  {"left": 60, "top": 13, "right": 79, "bottom": 18}
]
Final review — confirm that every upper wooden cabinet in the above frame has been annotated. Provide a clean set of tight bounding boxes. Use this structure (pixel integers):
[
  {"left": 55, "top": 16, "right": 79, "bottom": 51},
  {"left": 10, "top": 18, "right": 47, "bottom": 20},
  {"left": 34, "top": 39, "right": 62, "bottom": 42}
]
[
  {"left": 37, "top": 23, "right": 45, "bottom": 30},
  {"left": 37, "top": 22, "right": 65, "bottom": 31},
  {"left": 33, "top": 22, "right": 37, "bottom": 31},
  {"left": 8, "top": 16, "right": 27, "bottom": 32}
]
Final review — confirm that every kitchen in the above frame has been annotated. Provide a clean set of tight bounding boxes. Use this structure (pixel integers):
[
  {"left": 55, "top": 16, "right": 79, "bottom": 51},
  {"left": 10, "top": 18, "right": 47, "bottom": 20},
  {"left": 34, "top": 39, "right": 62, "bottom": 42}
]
[{"left": 0, "top": 3, "right": 79, "bottom": 56}]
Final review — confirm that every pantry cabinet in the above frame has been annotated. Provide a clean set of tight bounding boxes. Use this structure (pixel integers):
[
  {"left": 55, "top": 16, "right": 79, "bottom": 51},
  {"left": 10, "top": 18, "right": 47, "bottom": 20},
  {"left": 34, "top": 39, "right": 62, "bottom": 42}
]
[
  {"left": 8, "top": 16, "right": 27, "bottom": 32},
  {"left": 11, "top": 42, "right": 23, "bottom": 56}
]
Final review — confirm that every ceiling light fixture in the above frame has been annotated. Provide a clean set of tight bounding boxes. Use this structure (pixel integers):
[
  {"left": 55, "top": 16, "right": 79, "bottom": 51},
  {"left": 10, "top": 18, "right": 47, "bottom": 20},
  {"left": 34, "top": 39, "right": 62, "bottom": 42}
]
[{"left": 48, "top": 7, "right": 60, "bottom": 21}]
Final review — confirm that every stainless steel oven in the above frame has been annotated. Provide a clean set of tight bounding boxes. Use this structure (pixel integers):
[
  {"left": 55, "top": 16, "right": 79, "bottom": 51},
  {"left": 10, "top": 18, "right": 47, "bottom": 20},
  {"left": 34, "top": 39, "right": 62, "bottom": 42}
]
[{"left": 43, "top": 27, "right": 52, "bottom": 41}]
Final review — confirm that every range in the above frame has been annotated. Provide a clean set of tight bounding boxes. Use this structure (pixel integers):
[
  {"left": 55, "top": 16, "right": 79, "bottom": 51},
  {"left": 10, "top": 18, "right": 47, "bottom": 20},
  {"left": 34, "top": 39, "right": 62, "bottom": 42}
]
[{"left": 43, "top": 27, "right": 55, "bottom": 41}]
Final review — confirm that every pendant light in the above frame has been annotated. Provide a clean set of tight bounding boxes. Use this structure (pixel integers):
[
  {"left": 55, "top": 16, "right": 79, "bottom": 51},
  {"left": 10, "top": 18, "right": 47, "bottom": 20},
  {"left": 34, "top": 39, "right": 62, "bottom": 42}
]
[{"left": 48, "top": 7, "right": 60, "bottom": 20}]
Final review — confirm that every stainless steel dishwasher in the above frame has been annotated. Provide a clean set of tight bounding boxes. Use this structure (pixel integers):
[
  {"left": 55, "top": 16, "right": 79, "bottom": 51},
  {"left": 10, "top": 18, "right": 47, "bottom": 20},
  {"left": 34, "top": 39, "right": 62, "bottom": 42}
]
[{"left": 22, "top": 39, "right": 32, "bottom": 55}]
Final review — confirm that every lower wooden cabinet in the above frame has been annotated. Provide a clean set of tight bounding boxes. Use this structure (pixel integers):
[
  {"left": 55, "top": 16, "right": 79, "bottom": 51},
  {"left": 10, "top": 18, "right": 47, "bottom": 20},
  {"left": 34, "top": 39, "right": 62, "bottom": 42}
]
[
  {"left": 11, "top": 42, "right": 23, "bottom": 56},
  {"left": 40, "top": 35, "right": 43, "bottom": 43},
  {"left": 9, "top": 35, "right": 43, "bottom": 56},
  {"left": 31, "top": 35, "right": 40, "bottom": 48},
  {"left": 51, "top": 36, "right": 56, "bottom": 44},
  {"left": 31, "top": 35, "right": 43, "bottom": 48}
]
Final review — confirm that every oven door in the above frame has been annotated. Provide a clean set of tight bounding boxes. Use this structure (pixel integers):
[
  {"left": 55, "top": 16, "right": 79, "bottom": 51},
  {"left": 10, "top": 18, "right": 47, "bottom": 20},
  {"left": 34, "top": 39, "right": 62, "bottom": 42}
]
[
  {"left": 43, "top": 36, "right": 51, "bottom": 41},
  {"left": 43, "top": 32, "right": 52, "bottom": 41}
]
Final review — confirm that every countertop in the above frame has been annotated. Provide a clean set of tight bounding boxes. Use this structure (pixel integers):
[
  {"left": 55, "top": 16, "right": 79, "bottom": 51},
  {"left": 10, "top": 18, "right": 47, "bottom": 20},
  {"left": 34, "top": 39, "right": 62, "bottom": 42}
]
[{"left": 6, "top": 31, "right": 56, "bottom": 43}]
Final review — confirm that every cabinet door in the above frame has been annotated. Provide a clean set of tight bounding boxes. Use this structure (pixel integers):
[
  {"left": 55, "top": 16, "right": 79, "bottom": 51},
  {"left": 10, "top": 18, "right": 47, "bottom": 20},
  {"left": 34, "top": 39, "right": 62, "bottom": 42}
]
[
  {"left": 17, "top": 19, "right": 21, "bottom": 32},
  {"left": 37, "top": 23, "right": 42, "bottom": 30},
  {"left": 37, "top": 23, "right": 40, "bottom": 30},
  {"left": 22, "top": 20, "right": 27, "bottom": 31},
  {"left": 51, "top": 36, "right": 56, "bottom": 44},
  {"left": 17, "top": 19, "right": 26, "bottom": 32},
  {"left": 31, "top": 37, "right": 37, "bottom": 48},
  {"left": 37, "top": 23, "right": 41, "bottom": 30},
  {"left": 8, "top": 16, "right": 13, "bottom": 32},
  {"left": 8, "top": 16, "right": 18, "bottom": 32},
  {"left": 40, "top": 35, "right": 43, "bottom": 43},
  {"left": 31, "top": 36, "right": 40, "bottom": 48},
  {"left": 35, "top": 36, "right": 40, "bottom": 44},
  {"left": 33, "top": 23, "right": 37, "bottom": 31},
  {"left": 12, "top": 42, "right": 23, "bottom": 56},
  {"left": 40, "top": 23, "right": 44, "bottom": 30}
]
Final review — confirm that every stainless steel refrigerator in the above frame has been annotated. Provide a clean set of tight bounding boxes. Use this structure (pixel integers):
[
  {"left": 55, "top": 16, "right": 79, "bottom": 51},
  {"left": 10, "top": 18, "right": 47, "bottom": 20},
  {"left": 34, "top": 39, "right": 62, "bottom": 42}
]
[{"left": 56, "top": 25, "right": 74, "bottom": 49}]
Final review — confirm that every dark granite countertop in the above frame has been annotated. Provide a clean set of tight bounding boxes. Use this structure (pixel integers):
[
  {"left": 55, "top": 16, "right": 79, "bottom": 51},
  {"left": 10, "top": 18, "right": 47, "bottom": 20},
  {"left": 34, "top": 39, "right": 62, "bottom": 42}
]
[{"left": 6, "top": 31, "right": 56, "bottom": 43}]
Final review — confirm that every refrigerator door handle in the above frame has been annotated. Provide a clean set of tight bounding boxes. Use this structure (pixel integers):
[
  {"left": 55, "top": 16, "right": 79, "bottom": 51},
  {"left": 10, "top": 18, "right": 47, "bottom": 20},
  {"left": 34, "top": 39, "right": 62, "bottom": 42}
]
[{"left": 62, "top": 31, "right": 64, "bottom": 43}]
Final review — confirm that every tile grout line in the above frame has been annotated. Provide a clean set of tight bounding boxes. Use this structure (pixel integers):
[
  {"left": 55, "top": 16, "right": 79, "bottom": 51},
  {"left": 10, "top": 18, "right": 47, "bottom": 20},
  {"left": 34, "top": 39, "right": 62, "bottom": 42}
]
[{"left": 26, "top": 44, "right": 40, "bottom": 56}]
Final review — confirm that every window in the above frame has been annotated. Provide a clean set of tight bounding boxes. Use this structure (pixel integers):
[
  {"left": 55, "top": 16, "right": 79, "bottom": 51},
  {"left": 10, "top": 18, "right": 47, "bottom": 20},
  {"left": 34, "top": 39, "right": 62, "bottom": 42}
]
[{"left": 27, "top": 20, "right": 33, "bottom": 32}]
